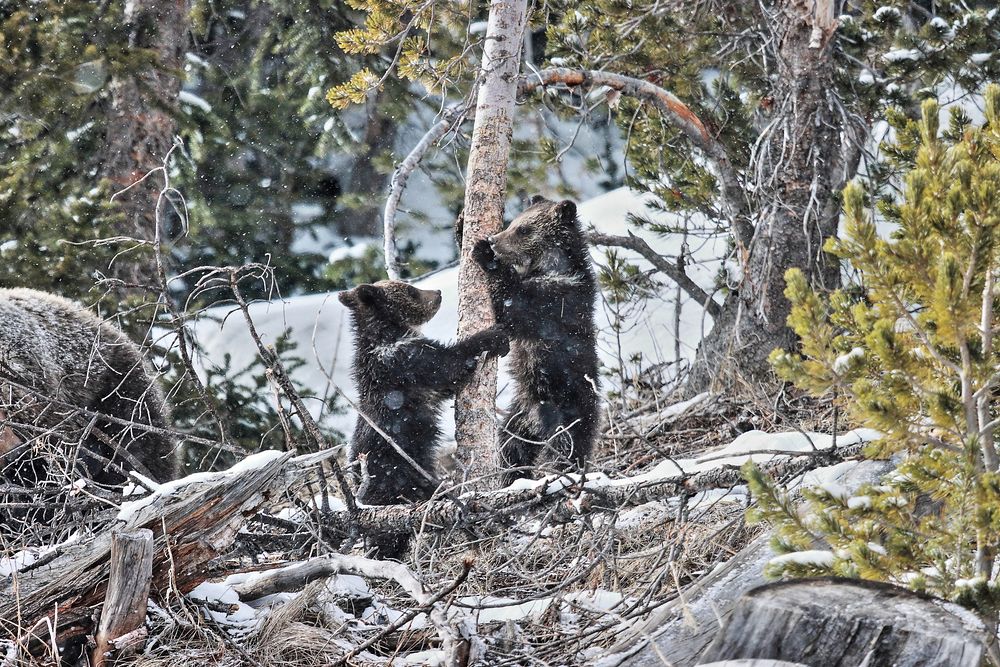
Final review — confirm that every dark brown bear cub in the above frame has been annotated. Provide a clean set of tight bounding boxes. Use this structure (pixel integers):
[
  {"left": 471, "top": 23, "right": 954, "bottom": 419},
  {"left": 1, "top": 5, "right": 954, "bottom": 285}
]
[
  {"left": 339, "top": 280, "right": 508, "bottom": 557},
  {"left": 471, "top": 197, "right": 599, "bottom": 485}
]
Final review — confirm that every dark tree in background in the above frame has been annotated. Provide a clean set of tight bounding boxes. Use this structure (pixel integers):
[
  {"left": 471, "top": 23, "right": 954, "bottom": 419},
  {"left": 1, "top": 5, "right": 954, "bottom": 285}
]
[
  {"left": 544, "top": 0, "right": 1000, "bottom": 392},
  {"left": 0, "top": 0, "right": 422, "bottom": 307},
  {"left": 101, "top": 0, "right": 187, "bottom": 296}
]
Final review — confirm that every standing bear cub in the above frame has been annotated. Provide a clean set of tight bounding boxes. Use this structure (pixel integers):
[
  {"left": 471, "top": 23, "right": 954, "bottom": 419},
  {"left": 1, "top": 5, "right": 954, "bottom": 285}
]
[
  {"left": 339, "top": 280, "right": 509, "bottom": 556},
  {"left": 0, "top": 288, "right": 178, "bottom": 486},
  {"left": 470, "top": 197, "right": 600, "bottom": 485}
]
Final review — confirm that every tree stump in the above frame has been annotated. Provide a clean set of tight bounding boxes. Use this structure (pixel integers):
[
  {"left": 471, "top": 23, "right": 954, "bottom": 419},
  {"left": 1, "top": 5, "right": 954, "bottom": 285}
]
[
  {"left": 698, "top": 578, "right": 986, "bottom": 667},
  {"left": 91, "top": 529, "right": 154, "bottom": 667}
]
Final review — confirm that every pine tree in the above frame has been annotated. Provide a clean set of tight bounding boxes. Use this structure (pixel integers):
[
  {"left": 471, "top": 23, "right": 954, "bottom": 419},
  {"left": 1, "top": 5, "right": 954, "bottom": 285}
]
[{"left": 753, "top": 88, "right": 1000, "bottom": 614}]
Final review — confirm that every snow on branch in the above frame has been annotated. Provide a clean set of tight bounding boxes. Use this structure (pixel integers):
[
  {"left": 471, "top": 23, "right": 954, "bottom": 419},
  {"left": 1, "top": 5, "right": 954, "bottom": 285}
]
[{"left": 308, "top": 429, "right": 878, "bottom": 537}]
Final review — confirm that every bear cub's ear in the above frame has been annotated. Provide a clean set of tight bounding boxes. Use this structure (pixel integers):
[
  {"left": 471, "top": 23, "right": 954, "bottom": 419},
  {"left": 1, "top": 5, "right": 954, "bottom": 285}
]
[
  {"left": 558, "top": 200, "right": 577, "bottom": 222},
  {"left": 338, "top": 284, "right": 381, "bottom": 308},
  {"left": 354, "top": 284, "right": 381, "bottom": 305}
]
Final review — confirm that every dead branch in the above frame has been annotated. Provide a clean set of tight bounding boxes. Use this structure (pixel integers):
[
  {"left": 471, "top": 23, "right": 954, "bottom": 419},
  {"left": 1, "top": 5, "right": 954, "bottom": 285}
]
[
  {"left": 225, "top": 268, "right": 359, "bottom": 522},
  {"left": 587, "top": 230, "right": 722, "bottom": 319},
  {"left": 519, "top": 68, "right": 751, "bottom": 248},
  {"left": 307, "top": 439, "right": 867, "bottom": 537}
]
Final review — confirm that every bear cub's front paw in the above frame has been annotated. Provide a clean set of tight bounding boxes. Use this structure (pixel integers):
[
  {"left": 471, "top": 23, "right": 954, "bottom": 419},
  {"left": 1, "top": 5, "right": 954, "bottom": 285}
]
[
  {"left": 472, "top": 239, "right": 497, "bottom": 271},
  {"left": 488, "top": 327, "right": 511, "bottom": 357}
]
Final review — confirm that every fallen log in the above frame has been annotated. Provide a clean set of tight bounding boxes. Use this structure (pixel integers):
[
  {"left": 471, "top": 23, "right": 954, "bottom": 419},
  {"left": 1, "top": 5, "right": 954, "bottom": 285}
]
[
  {"left": 698, "top": 578, "right": 987, "bottom": 667},
  {"left": 0, "top": 449, "right": 329, "bottom": 658},
  {"left": 309, "top": 437, "right": 872, "bottom": 538}
]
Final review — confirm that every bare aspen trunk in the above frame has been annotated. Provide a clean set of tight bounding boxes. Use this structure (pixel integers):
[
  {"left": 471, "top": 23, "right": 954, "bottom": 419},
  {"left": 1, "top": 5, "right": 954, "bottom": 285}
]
[
  {"left": 102, "top": 0, "right": 187, "bottom": 293},
  {"left": 455, "top": 0, "right": 528, "bottom": 484}
]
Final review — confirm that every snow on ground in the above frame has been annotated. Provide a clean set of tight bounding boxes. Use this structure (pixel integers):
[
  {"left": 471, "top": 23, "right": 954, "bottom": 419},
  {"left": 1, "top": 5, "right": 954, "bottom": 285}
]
[
  {"left": 486, "top": 427, "right": 882, "bottom": 500},
  {"left": 189, "top": 186, "right": 727, "bottom": 440}
]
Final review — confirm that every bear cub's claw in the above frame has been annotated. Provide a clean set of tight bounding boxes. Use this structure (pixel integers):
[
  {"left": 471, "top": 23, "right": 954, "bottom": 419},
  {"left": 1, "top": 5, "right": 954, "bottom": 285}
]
[
  {"left": 488, "top": 327, "right": 511, "bottom": 357},
  {"left": 472, "top": 239, "right": 497, "bottom": 271}
]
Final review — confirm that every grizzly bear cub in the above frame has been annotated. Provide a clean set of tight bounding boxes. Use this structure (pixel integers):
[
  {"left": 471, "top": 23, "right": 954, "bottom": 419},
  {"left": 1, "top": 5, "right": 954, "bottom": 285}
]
[
  {"left": 470, "top": 197, "right": 600, "bottom": 485},
  {"left": 339, "top": 280, "right": 509, "bottom": 557},
  {"left": 0, "top": 288, "right": 178, "bottom": 486}
]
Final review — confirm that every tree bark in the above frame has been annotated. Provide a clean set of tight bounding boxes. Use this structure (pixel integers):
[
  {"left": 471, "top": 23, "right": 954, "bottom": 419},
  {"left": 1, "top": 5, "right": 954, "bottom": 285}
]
[
  {"left": 102, "top": 0, "right": 187, "bottom": 293},
  {"left": 699, "top": 578, "right": 987, "bottom": 666},
  {"left": 688, "top": 0, "right": 846, "bottom": 393},
  {"left": 454, "top": 0, "right": 529, "bottom": 485}
]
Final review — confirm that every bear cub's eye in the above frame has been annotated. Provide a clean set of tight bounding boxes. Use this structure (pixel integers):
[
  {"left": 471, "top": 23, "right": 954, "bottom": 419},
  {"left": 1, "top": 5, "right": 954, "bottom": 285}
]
[{"left": 516, "top": 226, "right": 532, "bottom": 237}]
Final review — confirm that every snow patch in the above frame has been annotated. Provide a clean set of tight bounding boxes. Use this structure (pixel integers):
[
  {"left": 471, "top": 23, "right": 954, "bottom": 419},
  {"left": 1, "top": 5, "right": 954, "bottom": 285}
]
[
  {"left": 884, "top": 48, "right": 923, "bottom": 62},
  {"left": 179, "top": 90, "right": 213, "bottom": 113},
  {"left": 769, "top": 550, "right": 835, "bottom": 568}
]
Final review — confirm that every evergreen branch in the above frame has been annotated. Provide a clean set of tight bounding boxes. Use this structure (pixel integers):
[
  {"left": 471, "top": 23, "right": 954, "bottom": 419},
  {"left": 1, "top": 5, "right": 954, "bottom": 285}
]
[
  {"left": 587, "top": 230, "right": 722, "bottom": 319},
  {"left": 518, "top": 68, "right": 752, "bottom": 248}
]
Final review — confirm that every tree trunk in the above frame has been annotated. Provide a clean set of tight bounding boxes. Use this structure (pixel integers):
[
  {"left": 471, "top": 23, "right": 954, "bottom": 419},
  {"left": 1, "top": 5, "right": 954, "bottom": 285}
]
[
  {"left": 454, "top": 0, "right": 529, "bottom": 484},
  {"left": 688, "top": 0, "right": 847, "bottom": 393},
  {"left": 699, "top": 578, "right": 987, "bottom": 667},
  {"left": 102, "top": 0, "right": 187, "bottom": 293}
]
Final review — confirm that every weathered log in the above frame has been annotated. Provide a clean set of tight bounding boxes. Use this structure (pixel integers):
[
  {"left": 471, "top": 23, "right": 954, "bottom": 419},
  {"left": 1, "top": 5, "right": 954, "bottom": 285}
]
[
  {"left": 0, "top": 449, "right": 323, "bottom": 657},
  {"left": 609, "top": 459, "right": 891, "bottom": 667},
  {"left": 699, "top": 578, "right": 987, "bottom": 667},
  {"left": 91, "top": 529, "right": 154, "bottom": 667},
  {"left": 311, "top": 439, "right": 871, "bottom": 538}
]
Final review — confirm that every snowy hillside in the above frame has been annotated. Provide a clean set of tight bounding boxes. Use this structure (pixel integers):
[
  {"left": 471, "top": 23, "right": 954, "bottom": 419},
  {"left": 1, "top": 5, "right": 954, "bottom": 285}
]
[{"left": 190, "top": 187, "right": 728, "bottom": 438}]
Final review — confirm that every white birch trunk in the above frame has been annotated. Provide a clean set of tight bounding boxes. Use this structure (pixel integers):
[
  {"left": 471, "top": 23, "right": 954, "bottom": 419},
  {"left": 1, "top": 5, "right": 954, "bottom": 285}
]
[{"left": 455, "top": 0, "right": 528, "bottom": 484}]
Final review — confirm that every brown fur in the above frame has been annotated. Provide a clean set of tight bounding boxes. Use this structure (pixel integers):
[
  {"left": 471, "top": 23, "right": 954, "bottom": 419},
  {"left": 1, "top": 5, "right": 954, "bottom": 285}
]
[{"left": 0, "top": 288, "right": 178, "bottom": 485}]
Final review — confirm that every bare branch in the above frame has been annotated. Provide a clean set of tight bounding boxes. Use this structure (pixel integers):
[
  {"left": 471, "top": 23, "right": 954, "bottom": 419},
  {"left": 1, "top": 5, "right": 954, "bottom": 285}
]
[
  {"left": 519, "top": 68, "right": 752, "bottom": 247},
  {"left": 383, "top": 102, "right": 468, "bottom": 279},
  {"left": 309, "top": 438, "right": 867, "bottom": 537},
  {"left": 587, "top": 230, "right": 722, "bottom": 319}
]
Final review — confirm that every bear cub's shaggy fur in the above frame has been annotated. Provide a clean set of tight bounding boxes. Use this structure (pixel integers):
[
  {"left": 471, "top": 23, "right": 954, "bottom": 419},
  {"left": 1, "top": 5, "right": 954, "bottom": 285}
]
[
  {"left": 0, "top": 288, "right": 177, "bottom": 485},
  {"left": 471, "top": 197, "right": 599, "bottom": 484},
  {"left": 339, "top": 280, "right": 509, "bottom": 556}
]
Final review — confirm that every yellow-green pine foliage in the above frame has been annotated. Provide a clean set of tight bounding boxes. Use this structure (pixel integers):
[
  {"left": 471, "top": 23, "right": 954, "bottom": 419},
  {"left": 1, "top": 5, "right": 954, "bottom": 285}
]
[
  {"left": 327, "top": 0, "right": 473, "bottom": 108},
  {"left": 757, "top": 86, "right": 1000, "bottom": 613}
]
